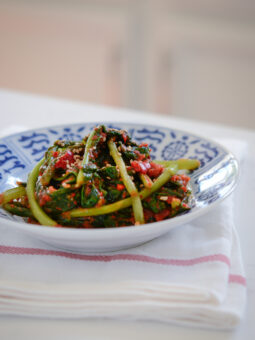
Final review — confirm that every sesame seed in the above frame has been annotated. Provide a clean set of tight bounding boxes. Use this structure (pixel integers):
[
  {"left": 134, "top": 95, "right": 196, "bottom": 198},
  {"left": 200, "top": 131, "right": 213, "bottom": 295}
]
[
  {"left": 62, "top": 183, "right": 71, "bottom": 188},
  {"left": 159, "top": 196, "right": 168, "bottom": 201}
]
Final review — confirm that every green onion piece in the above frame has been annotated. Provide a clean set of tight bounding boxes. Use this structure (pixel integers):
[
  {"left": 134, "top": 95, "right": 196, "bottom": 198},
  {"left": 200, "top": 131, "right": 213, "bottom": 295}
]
[
  {"left": 108, "top": 139, "right": 144, "bottom": 225},
  {"left": 26, "top": 158, "right": 57, "bottom": 226},
  {"left": 0, "top": 186, "right": 26, "bottom": 205},
  {"left": 3, "top": 203, "right": 33, "bottom": 218},
  {"left": 70, "top": 164, "right": 178, "bottom": 218},
  {"left": 76, "top": 128, "right": 96, "bottom": 187},
  {"left": 154, "top": 159, "right": 200, "bottom": 171}
]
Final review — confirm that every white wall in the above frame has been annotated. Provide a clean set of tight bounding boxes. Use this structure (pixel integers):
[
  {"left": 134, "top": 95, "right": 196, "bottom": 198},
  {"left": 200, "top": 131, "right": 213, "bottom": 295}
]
[{"left": 0, "top": 1, "right": 254, "bottom": 129}]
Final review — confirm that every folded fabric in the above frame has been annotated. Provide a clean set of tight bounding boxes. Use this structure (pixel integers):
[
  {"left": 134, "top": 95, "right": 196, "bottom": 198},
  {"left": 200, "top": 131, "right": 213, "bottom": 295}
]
[{"left": 0, "top": 130, "right": 247, "bottom": 330}]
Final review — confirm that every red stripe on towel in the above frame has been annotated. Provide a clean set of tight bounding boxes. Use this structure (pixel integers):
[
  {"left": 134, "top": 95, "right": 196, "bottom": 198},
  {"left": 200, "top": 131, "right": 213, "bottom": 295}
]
[
  {"left": 229, "top": 274, "right": 246, "bottom": 286},
  {"left": 0, "top": 245, "right": 246, "bottom": 286},
  {"left": 0, "top": 244, "right": 231, "bottom": 266}
]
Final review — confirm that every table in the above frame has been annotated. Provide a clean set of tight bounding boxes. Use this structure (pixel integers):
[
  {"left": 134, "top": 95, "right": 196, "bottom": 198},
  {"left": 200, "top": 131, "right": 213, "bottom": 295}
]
[{"left": 0, "top": 89, "right": 254, "bottom": 339}]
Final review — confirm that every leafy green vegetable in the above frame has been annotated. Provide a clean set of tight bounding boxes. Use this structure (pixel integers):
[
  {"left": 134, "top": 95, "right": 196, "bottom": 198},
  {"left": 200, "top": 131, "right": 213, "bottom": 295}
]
[
  {"left": 81, "top": 185, "right": 100, "bottom": 208},
  {"left": 3, "top": 202, "right": 33, "bottom": 218},
  {"left": 99, "top": 166, "right": 119, "bottom": 180},
  {"left": 44, "top": 188, "right": 80, "bottom": 213},
  {"left": 143, "top": 194, "right": 166, "bottom": 213},
  {"left": 105, "top": 189, "right": 121, "bottom": 203},
  {"left": 82, "top": 163, "right": 98, "bottom": 182}
]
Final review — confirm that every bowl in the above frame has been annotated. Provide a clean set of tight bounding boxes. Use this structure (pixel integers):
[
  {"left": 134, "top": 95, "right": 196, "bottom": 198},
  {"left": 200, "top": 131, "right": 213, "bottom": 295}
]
[{"left": 0, "top": 122, "right": 238, "bottom": 252}]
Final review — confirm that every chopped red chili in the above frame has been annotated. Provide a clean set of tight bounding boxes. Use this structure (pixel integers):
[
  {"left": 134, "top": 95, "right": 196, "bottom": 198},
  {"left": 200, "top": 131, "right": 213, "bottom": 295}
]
[
  {"left": 130, "top": 160, "right": 151, "bottom": 174},
  {"left": 147, "top": 162, "right": 164, "bottom": 178},
  {"left": 39, "top": 193, "right": 51, "bottom": 206},
  {"left": 55, "top": 151, "right": 74, "bottom": 170},
  {"left": 117, "top": 184, "right": 125, "bottom": 191}
]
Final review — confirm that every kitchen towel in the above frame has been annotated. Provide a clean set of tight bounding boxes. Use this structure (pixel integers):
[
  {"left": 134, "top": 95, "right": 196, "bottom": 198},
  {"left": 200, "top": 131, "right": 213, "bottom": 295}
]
[{"left": 0, "top": 130, "right": 247, "bottom": 330}]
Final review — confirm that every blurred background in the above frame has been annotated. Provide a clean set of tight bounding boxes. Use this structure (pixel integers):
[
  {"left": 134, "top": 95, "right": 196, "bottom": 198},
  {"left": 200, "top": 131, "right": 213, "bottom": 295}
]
[{"left": 0, "top": 0, "right": 255, "bottom": 129}]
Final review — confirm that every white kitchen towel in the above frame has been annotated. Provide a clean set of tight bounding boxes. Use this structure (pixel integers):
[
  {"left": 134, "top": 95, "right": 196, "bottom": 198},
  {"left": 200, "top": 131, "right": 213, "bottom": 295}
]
[{"left": 0, "top": 129, "right": 247, "bottom": 330}]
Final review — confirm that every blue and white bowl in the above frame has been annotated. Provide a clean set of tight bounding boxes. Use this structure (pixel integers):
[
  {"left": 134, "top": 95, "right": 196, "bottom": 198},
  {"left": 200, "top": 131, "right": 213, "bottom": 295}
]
[{"left": 0, "top": 122, "right": 239, "bottom": 252}]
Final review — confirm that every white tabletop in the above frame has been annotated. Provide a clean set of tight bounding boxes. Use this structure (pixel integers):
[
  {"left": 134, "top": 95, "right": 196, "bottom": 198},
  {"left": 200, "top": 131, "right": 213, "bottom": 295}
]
[{"left": 0, "top": 89, "right": 255, "bottom": 340}]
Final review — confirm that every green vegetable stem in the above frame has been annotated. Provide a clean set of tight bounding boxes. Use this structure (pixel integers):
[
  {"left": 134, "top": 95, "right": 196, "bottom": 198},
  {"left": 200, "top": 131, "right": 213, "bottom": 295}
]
[
  {"left": 70, "top": 163, "right": 178, "bottom": 218},
  {"left": 26, "top": 158, "right": 57, "bottom": 226},
  {"left": 154, "top": 159, "right": 200, "bottom": 171},
  {"left": 76, "top": 128, "right": 97, "bottom": 187},
  {"left": 0, "top": 186, "right": 26, "bottom": 205},
  {"left": 108, "top": 138, "right": 144, "bottom": 225}
]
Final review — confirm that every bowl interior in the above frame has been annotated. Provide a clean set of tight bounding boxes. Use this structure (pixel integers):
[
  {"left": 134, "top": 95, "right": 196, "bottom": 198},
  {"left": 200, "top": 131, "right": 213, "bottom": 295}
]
[{"left": 0, "top": 122, "right": 238, "bottom": 226}]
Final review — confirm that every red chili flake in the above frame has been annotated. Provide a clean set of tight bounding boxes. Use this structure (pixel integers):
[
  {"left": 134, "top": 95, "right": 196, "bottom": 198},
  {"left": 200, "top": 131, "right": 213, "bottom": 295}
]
[
  {"left": 139, "top": 143, "right": 148, "bottom": 147},
  {"left": 154, "top": 209, "right": 171, "bottom": 221},
  {"left": 117, "top": 184, "right": 125, "bottom": 191},
  {"left": 130, "top": 160, "right": 151, "bottom": 174},
  {"left": 27, "top": 217, "right": 39, "bottom": 225},
  {"left": 39, "top": 194, "right": 51, "bottom": 206},
  {"left": 85, "top": 184, "right": 92, "bottom": 196},
  {"left": 134, "top": 150, "right": 146, "bottom": 161},
  {"left": 101, "top": 132, "right": 107, "bottom": 141},
  {"left": 48, "top": 186, "right": 56, "bottom": 193},
  {"left": 166, "top": 196, "right": 174, "bottom": 204},
  {"left": 83, "top": 220, "right": 93, "bottom": 228},
  {"left": 62, "top": 211, "right": 71, "bottom": 219},
  {"left": 52, "top": 151, "right": 59, "bottom": 158},
  {"left": 130, "top": 160, "right": 141, "bottom": 172},
  {"left": 122, "top": 132, "right": 128, "bottom": 143},
  {"left": 181, "top": 186, "right": 188, "bottom": 192},
  {"left": 147, "top": 162, "right": 164, "bottom": 178},
  {"left": 143, "top": 208, "right": 154, "bottom": 220},
  {"left": 180, "top": 174, "right": 190, "bottom": 185},
  {"left": 96, "top": 196, "right": 106, "bottom": 208},
  {"left": 182, "top": 203, "right": 189, "bottom": 209},
  {"left": 55, "top": 151, "right": 74, "bottom": 169},
  {"left": 91, "top": 150, "right": 99, "bottom": 158},
  {"left": 171, "top": 175, "right": 181, "bottom": 182}
]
